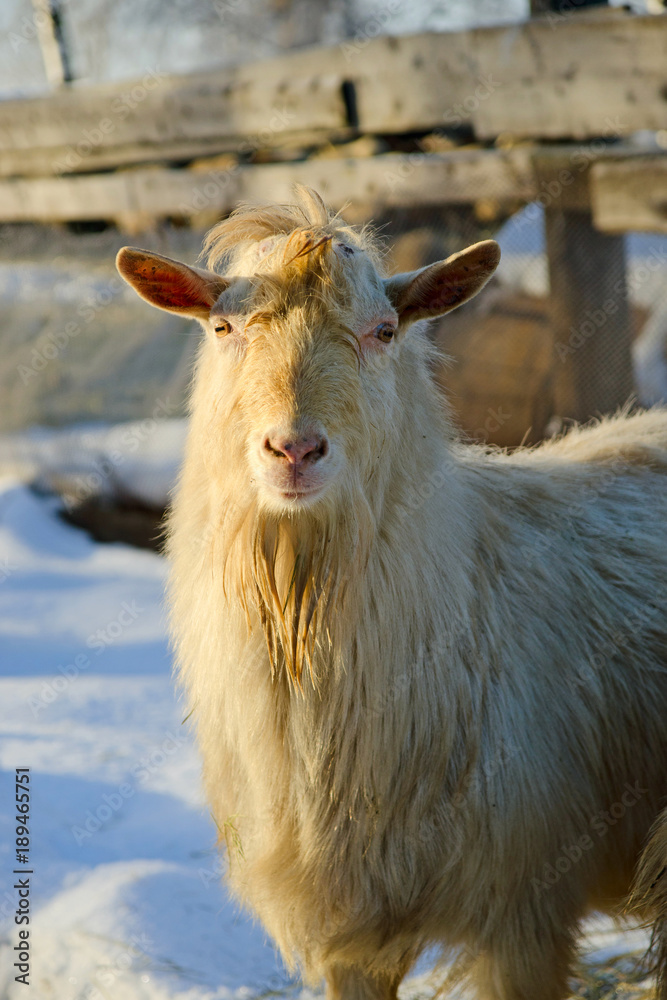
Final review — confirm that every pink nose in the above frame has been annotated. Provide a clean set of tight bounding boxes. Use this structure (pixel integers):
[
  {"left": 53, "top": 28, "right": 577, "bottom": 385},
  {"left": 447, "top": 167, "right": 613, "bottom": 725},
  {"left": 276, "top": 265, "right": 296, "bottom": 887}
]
[{"left": 263, "top": 432, "right": 328, "bottom": 465}]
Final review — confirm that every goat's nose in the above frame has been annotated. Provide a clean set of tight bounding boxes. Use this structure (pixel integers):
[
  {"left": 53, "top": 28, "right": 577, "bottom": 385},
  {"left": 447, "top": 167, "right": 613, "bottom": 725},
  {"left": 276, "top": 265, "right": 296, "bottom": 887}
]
[{"left": 263, "top": 432, "right": 328, "bottom": 465}]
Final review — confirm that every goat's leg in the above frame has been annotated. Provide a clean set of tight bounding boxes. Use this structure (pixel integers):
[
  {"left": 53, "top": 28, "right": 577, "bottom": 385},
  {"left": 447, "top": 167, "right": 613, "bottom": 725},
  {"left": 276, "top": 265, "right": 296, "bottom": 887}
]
[
  {"left": 469, "top": 924, "right": 577, "bottom": 1000},
  {"left": 630, "top": 807, "right": 667, "bottom": 999},
  {"left": 324, "top": 966, "right": 402, "bottom": 1000}
]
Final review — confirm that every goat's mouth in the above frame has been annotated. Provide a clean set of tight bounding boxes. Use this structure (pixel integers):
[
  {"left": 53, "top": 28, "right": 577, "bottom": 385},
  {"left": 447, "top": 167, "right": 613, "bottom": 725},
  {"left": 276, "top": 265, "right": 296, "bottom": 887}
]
[
  {"left": 261, "top": 477, "right": 329, "bottom": 508},
  {"left": 281, "top": 480, "right": 326, "bottom": 498},
  {"left": 254, "top": 462, "right": 336, "bottom": 510}
]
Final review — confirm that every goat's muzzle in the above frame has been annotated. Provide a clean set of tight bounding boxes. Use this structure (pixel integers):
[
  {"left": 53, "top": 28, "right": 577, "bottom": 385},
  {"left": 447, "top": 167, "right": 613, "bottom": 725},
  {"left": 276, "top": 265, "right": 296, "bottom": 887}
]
[{"left": 256, "top": 425, "right": 333, "bottom": 505}]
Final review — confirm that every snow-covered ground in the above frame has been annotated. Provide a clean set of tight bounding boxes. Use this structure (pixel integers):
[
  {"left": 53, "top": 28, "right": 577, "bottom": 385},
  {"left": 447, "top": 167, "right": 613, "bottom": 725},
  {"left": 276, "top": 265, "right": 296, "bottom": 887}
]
[
  {"left": 0, "top": 419, "right": 187, "bottom": 509},
  {"left": 0, "top": 478, "right": 294, "bottom": 1000},
  {"left": 0, "top": 469, "right": 655, "bottom": 998}
]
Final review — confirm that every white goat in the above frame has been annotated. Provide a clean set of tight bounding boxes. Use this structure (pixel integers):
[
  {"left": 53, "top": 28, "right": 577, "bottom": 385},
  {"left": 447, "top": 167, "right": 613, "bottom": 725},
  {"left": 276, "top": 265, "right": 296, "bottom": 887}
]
[{"left": 117, "top": 187, "right": 667, "bottom": 1000}]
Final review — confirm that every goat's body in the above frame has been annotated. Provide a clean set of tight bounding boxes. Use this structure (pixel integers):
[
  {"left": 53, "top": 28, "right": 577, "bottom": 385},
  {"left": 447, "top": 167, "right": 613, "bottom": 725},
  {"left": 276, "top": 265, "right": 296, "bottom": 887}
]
[
  {"left": 170, "top": 339, "right": 667, "bottom": 998},
  {"left": 118, "top": 189, "right": 667, "bottom": 999}
]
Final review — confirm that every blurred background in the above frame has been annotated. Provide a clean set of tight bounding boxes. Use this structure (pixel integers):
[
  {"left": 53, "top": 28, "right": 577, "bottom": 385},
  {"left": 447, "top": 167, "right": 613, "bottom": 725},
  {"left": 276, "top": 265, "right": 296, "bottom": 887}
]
[
  {"left": 0, "top": 2, "right": 666, "bottom": 998},
  {"left": 0, "top": 0, "right": 665, "bottom": 544}
]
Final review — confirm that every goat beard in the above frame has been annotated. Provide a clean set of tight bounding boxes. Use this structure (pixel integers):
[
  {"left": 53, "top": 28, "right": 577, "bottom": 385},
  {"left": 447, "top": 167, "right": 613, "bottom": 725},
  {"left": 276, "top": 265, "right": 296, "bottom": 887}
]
[{"left": 220, "top": 484, "right": 374, "bottom": 687}]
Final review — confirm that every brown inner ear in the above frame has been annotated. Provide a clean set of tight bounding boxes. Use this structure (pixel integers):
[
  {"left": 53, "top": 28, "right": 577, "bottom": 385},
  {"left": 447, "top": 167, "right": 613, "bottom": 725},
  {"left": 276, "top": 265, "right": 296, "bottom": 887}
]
[
  {"left": 132, "top": 259, "right": 210, "bottom": 313},
  {"left": 389, "top": 240, "right": 501, "bottom": 324},
  {"left": 398, "top": 271, "right": 467, "bottom": 320},
  {"left": 117, "top": 247, "right": 228, "bottom": 319}
]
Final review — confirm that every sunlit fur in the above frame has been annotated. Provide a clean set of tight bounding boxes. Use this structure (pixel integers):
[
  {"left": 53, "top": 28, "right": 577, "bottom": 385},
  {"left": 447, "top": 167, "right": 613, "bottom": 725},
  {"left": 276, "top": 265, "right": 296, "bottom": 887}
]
[{"left": 165, "top": 189, "right": 667, "bottom": 1000}]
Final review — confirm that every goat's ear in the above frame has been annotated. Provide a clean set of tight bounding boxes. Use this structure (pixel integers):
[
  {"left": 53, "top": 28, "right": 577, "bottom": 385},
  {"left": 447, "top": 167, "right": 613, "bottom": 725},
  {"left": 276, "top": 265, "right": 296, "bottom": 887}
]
[
  {"left": 384, "top": 240, "right": 500, "bottom": 324},
  {"left": 116, "top": 247, "right": 230, "bottom": 321}
]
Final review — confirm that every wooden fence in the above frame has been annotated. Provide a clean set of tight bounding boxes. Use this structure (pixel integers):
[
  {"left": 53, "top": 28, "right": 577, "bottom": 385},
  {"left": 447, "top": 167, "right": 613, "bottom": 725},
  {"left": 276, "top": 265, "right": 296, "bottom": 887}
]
[{"left": 1, "top": 7, "right": 666, "bottom": 424}]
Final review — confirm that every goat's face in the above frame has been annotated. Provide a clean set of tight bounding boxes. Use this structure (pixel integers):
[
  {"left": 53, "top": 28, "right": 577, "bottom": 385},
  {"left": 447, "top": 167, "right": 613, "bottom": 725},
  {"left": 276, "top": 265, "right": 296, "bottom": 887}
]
[
  {"left": 211, "top": 230, "right": 407, "bottom": 513},
  {"left": 117, "top": 218, "right": 499, "bottom": 515}
]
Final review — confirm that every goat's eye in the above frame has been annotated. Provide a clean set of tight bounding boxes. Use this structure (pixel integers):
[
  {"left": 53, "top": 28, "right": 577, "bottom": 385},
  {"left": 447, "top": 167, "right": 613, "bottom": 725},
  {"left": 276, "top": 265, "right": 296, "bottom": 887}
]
[
  {"left": 375, "top": 323, "right": 395, "bottom": 343},
  {"left": 213, "top": 320, "right": 232, "bottom": 337}
]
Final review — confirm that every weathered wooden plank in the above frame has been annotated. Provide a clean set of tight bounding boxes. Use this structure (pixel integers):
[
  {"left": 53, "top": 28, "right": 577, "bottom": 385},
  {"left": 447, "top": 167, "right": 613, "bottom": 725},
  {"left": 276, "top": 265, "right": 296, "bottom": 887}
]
[
  {"left": 257, "top": 148, "right": 537, "bottom": 213},
  {"left": 0, "top": 130, "right": 356, "bottom": 179},
  {"left": 590, "top": 155, "right": 667, "bottom": 234},
  {"left": 0, "top": 51, "right": 350, "bottom": 167},
  {"left": 530, "top": 144, "right": 660, "bottom": 216},
  {"left": 350, "top": 12, "right": 667, "bottom": 140},
  {"left": 0, "top": 11, "right": 664, "bottom": 178},
  {"left": 0, "top": 148, "right": 537, "bottom": 224}
]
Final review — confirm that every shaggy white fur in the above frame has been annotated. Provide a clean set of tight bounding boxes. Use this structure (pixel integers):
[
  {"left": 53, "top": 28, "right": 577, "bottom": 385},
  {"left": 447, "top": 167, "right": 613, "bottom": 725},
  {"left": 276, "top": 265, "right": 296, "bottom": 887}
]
[{"left": 117, "top": 188, "right": 667, "bottom": 1000}]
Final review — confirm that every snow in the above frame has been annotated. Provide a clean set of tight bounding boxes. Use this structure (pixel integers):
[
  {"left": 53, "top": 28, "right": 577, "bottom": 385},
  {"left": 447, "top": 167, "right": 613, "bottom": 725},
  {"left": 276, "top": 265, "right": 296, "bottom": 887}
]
[
  {"left": 0, "top": 474, "right": 654, "bottom": 998},
  {"left": 0, "top": 478, "right": 293, "bottom": 999},
  {"left": 0, "top": 420, "right": 187, "bottom": 509}
]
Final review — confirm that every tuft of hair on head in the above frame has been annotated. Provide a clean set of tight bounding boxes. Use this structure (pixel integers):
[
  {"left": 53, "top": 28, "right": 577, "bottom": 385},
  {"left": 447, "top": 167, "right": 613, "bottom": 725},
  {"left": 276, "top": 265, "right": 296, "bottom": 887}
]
[
  {"left": 200, "top": 185, "right": 384, "bottom": 276},
  {"left": 202, "top": 185, "right": 333, "bottom": 272},
  {"left": 292, "top": 184, "right": 331, "bottom": 227}
]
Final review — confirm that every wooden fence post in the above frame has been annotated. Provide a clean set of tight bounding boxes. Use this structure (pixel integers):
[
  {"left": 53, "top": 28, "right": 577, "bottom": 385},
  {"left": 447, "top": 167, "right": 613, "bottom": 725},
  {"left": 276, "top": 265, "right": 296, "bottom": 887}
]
[{"left": 544, "top": 205, "right": 634, "bottom": 423}]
